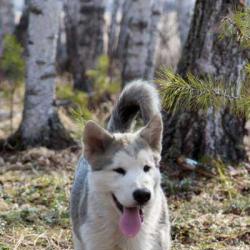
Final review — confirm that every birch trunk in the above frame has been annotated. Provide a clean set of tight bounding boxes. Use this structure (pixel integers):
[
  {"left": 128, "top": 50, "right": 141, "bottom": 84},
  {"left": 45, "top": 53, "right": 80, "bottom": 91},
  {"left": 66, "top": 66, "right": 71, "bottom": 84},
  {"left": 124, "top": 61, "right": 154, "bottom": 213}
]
[
  {"left": 108, "top": 0, "right": 124, "bottom": 58},
  {"left": 121, "top": 0, "right": 163, "bottom": 85},
  {"left": 155, "top": 1, "right": 181, "bottom": 70},
  {"left": 15, "top": 0, "right": 30, "bottom": 54},
  {"left": 162, "top": 0, "right": 247, "bottom": 163},
  {"left": 144, "top": 0, "right": 163, "bottom": 80},
  {"left": 65, "top": 0, "right": 105, "bottom": 92},
  {"left": 0, "top": 0, "right": 15, "bottom": 56},
  {"left": 16, "top": 0, "right": 74, "bottom": 149},
  {"left": 176, "top": 0, "right": 195, "bottom": 47}
]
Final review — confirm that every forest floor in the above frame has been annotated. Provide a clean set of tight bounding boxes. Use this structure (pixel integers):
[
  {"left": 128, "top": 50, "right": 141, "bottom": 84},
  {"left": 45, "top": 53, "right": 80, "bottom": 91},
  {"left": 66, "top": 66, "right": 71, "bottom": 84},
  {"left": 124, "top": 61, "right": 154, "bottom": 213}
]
[
  {"left": 0, "top": 147, "right": 249, "bottom": 250},
  {"left": 0, "top": 85, "right": 249, "bottom": 250}
]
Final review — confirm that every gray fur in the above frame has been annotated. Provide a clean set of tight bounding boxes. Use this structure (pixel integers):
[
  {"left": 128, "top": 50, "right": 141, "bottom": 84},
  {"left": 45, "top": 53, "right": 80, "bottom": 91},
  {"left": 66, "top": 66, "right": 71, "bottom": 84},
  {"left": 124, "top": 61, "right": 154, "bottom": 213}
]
[
  {"left": 70, "top": 80, "right": 171, "bottom": 250},
  {"left": 70, "top": 157, "right": 90, "bottom": 242},
  {"left": 107, "top": 80, "right": 161, "bottom": 133}
]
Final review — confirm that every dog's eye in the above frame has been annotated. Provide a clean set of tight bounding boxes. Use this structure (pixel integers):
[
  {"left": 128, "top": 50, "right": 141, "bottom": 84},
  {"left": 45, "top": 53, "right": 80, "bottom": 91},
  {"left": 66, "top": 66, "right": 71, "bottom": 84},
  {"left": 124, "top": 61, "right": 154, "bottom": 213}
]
[
  {"left": 113, "top": 168, "right": 126, "bottom": 175},
  {"left": 143, "top": 165, "right": 151, "bottom": 172}
]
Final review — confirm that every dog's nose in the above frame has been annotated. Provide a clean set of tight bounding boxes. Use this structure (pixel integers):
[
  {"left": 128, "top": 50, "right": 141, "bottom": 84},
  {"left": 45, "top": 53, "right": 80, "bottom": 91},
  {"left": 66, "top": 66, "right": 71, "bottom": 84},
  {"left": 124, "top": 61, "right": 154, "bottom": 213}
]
[{"left": 133, "top": 188, "right": 151, "bottom": 205}]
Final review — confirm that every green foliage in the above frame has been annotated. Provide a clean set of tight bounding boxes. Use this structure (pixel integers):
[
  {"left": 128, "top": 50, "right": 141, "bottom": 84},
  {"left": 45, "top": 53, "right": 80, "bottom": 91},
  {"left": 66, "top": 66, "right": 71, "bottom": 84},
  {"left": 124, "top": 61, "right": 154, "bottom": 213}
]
[
  {"left": 158, "top": 7, "right": 250, "bottom": 117},
  {"left": 0, "top": 35, "right": 25, "bottom": 82},
  {"left": 246, "top": 63, "right": 250, "bottom": 75},
  {"left": 87, "top": 55, "right": 121, "bottom": 100},
  {"left": 220, "top": 7, "right": 250, "bottom": 48},
  {"left": 213, "top": 160, "right": 237, "bottom": 200},
  {"left": 157, "top": 69, "right": 250, "bottom": 116},
  {"left": 57, "top": 83, "right": 92, "bottom": 123}
]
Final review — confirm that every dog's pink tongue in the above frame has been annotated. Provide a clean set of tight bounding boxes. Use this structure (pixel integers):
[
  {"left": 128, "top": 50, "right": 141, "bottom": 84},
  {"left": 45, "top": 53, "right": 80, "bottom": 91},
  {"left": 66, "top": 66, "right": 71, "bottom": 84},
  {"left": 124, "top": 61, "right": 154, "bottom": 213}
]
[{"left": 119, "top": 207, "right": 141, "bottom": 238}]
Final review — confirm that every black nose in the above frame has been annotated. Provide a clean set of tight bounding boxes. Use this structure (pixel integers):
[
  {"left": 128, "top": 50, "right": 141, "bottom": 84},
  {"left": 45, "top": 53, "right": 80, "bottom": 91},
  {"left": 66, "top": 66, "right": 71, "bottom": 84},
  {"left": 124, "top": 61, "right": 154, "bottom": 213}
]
[{"left": 133, "top": 189, "right": 151, "bottom": 205}]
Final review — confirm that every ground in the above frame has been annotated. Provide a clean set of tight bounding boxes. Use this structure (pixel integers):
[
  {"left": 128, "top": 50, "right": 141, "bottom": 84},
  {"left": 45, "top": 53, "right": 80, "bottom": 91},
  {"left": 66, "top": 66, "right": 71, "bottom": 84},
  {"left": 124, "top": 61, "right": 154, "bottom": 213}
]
[
  {"left": 0, "top": 84, "right": 249, "bottom": 250},
  {"left": 0, "top": 147, "right": 249, "bottom": 250}
]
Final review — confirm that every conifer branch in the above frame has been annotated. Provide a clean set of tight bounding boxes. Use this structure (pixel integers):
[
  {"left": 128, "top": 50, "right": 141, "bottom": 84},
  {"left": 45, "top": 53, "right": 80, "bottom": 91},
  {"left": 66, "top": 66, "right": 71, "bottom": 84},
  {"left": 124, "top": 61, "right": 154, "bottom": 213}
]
[{"left": 157, "top": 70, "right": 250, "bottom": 116}]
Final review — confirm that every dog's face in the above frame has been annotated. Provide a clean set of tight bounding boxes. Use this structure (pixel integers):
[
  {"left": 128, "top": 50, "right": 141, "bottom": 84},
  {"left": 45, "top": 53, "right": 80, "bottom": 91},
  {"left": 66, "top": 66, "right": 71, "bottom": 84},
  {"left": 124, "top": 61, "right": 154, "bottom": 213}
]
[{"left": 83, "top": 115, "right": 163, "bottom": 237}]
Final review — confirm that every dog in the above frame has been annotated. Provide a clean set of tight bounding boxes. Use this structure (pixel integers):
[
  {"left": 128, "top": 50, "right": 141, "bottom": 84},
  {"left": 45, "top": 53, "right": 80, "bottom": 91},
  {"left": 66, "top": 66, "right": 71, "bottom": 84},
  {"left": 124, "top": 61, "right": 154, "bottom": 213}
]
[{"left": 70, "top": 80, "right": 171, "bottom": 250}]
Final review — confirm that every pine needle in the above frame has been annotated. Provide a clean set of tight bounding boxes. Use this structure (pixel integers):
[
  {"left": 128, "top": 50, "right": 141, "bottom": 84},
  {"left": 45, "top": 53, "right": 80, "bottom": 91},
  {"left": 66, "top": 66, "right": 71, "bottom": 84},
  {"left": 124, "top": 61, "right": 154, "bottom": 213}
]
[{"left": 157, "top": 69, "right": 250, "bottom": 117}]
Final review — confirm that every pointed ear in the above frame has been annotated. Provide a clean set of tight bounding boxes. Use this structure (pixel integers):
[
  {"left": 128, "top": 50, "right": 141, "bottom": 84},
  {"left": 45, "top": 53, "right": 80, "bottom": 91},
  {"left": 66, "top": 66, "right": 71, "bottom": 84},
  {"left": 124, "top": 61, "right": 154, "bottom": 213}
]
[
  {"left": 140, "top": 114, "right": 163, "bottom": 152},
  {"left": 83, "top": 121, "right": 114, "bottom": 158}
]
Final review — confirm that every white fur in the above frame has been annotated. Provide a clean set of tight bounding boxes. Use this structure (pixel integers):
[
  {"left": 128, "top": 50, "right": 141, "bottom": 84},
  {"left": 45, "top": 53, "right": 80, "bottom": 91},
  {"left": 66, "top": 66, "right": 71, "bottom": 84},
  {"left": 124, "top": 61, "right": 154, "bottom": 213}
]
[
  {"left": 73, "top": 147, "right": 171, "bottom": 250},
  {"left": 71, "top": 81, "right": 171, "bottom": 250}
]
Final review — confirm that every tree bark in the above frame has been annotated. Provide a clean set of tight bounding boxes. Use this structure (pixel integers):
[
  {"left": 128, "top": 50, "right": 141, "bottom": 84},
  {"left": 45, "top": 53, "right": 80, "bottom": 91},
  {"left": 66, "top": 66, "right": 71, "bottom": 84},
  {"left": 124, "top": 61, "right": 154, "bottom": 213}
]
[
  {"left": 162, "top": 0, "right": 248, "bottom": 163},
  {"left": 64, "top": 0, "right": 105, "bottom": 92},
  {"left": 5, "top": 0, "right": 74, "bottom": 150},
  {"left": 176, "top": 0, "right": 195, "bottom": 47},
  {"left": 155, "top": 0, "right": 181, "bottom": 70},
  {"left": 0, "top": 0, "right": 15, "bottom": 56},
  {"left": 108, "top": 0, "right": 124, "bottom": 58},
  {"left": 144, "top": 0, "right": 163, "bottom": 81},
  {"left": 121, "top": 0, "right": 163, "bottom": 86},
  {"left": 15, "top": 0, "right": 29, "bottom": 50}
]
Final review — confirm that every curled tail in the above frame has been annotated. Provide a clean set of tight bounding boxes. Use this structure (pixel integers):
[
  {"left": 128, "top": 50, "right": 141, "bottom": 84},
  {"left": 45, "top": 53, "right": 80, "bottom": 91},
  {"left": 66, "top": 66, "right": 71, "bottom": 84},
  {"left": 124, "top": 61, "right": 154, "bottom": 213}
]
[{"left": 107, "top": 80, "right": 161, "bottom": 133}]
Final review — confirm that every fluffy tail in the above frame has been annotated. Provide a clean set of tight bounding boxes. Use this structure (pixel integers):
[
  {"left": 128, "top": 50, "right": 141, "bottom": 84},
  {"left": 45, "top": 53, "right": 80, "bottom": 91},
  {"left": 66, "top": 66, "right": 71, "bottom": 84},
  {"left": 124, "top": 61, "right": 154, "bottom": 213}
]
[{"left": 107, "top": 80, "right": 161, "bottom": 133}]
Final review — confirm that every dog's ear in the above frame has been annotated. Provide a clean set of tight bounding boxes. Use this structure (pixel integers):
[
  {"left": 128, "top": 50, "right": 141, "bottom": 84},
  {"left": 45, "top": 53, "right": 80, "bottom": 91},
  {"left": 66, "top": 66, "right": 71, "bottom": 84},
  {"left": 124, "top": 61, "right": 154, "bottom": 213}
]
[
  {"left": 83, "top": 121, "right": 114, "bottom": 158},
  {"left": 140, "top": 114, "right": 163, "bottom": 152}
]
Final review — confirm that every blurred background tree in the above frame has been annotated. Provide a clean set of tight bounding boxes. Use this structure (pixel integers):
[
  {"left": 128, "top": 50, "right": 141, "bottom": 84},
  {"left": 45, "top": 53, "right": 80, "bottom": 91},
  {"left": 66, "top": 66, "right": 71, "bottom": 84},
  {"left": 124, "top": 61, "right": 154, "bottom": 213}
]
[
  {"left": 0, "top": 35, "right": 24, "bottom": 133},
  {"left": 0, "top": 0, "right": 15, "bottom": 57},
  {"left": 161, "top": 0, "right": 249, "bottom": 164},
  {"left": 0, "top": 0, "right": 249, "bottom": 165},
  {"left": 64, "top": 0, "right": 105, "bottom": 93}
]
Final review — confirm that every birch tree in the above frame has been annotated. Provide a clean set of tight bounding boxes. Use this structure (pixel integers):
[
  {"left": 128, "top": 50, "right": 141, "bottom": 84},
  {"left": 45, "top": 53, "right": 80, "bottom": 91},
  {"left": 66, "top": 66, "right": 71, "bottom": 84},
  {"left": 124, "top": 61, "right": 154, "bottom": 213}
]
[
  {"left": 12, "top": 0, "right": 73, "bottom": 149},
  {"left": 108, "top": 0, "right": 124, "bottom": 58},
  {"left": 120, "top": 0, "right": 163, "bottom": 85},
  {"left": 15, "top": 0, "right": 30, "bottom": 52},
  {"left": 176, "top": 0, "right": 195, "bottom": 47},
  {"left": 65, "top": 0, "right": 105, "bottom": 92},
  {"left": 155, "top": 0, "right": 181, "bottom": 70},
  {"left": 0, "top": 0, "right": 15, "bottom": 57},
  {"left": 162, "top": 0, "right": 248, "bottom": 163}
]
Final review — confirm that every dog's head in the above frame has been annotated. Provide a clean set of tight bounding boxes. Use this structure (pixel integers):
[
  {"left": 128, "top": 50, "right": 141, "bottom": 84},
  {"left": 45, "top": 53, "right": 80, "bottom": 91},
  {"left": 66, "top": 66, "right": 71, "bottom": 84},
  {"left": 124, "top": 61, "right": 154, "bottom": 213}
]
[{"left": 83, "top": 115, "right": 163, "bottom": 237}]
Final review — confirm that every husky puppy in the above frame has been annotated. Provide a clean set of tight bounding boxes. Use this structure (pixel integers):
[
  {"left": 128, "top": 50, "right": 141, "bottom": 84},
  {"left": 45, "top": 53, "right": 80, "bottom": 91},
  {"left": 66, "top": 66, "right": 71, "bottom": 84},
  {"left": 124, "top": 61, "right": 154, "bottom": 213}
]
[{"left": 70, "top": 80, "right": 171, "bottom": 250}]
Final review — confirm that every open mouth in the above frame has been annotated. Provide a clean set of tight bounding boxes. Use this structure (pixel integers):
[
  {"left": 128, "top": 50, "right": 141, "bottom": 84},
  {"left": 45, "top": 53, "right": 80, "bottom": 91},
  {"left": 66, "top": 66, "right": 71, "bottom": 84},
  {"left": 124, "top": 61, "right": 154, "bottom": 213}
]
[
  {"left": 112, "top": 194, "right": 144, "bottom": 221},
  {"left": 112, "top": 194, "right": 123, "bottom": 213},
  {"left": 112, "top": 194, "right": 144, "bottom": 238}
]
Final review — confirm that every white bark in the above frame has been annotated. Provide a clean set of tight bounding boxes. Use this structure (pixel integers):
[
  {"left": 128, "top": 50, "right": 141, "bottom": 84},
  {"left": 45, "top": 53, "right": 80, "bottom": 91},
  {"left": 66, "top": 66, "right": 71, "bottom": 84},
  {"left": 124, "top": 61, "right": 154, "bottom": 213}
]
[
  {"left": 0, "top": 0, "right": 15, "bottom": 56},
  {"left": 155, "top": 1, "right": 181, "bottom": 70},
  {"left": 117, "top": 0, "right": 130, "bottom": 59},
  {"left": 65, "top": 0, "right": 105, "bottom": 92},
  {"left": 176, "top": 0, "right": 195, "bottom": 46},
  {"left": 15, "top": 0, "right": 30, "bottom": 54},
  {"left": 108, "top": 0, "right": 124, "bottom": 57},
  {"left": 21, "top": 0, "right": 62, "bottom": 143},
  {"left": 144, "top": 0, "right": 163, "bottom": 80},
  {"left": 121, "top": 0, "right": 163, "bottom": 85}
]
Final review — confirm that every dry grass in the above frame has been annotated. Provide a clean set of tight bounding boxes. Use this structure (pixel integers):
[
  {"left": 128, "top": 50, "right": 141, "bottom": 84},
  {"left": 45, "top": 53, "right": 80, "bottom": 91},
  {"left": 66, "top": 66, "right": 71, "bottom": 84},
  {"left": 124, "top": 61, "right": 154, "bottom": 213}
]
[{"left": 0, "top": 148, "right": 249, "bottom": 250}]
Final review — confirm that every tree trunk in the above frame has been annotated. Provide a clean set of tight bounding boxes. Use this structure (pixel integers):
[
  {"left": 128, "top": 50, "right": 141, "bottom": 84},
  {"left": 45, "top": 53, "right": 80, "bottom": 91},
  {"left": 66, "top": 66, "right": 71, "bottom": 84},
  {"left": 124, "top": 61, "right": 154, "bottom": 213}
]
[
  {"left": 176, "top": 0, "right": 195, "bottom": 47},
  {"left": 108, "top": 0, "right": 124, "bottom": 58},
  {"left": 56, "top": 6, "right": 68, "bottom": 73},
  {"left": 0, "top": 0, "right": 15, "bottom": 56},
  {"left": 162, "top": 0, "right": 248, "bottom": 163},
  {"left": 15, "top": 0, "right": 30, "bottom": 55},
  {"left": 144, "top": 0, "right": 163, "bottom": 81},
  {"left": 8, "top": 0, "right": 74, "bottom": 150},
  {"left": 116, "top": 0, "right": 130, "bottom": 60},
  {"left": 155, "top": 0, "right": 181, "bottom": 70},
  {"left": 65, "top": 0, "right": 105, "bottom": 93},
  {"left": 121, "top": 0, "right": 163, "bottom": 86}
]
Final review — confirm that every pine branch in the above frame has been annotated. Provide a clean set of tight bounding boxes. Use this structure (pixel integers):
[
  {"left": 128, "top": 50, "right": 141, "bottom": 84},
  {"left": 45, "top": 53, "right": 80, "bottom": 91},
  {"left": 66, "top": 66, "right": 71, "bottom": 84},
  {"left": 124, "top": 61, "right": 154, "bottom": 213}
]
[
  {"left": 157, "top": 69, "right": 250, "bottom": 116},
  {"left": 219, "top": 7, "right": 250, "bottom": 47}
]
